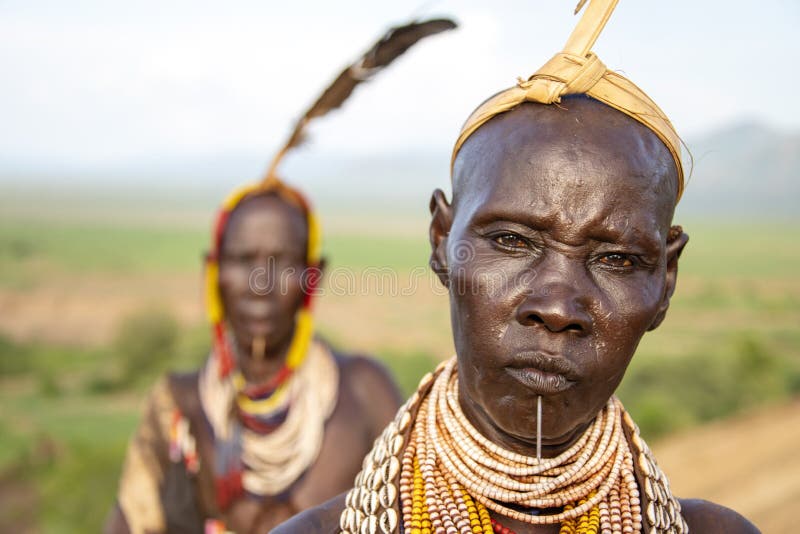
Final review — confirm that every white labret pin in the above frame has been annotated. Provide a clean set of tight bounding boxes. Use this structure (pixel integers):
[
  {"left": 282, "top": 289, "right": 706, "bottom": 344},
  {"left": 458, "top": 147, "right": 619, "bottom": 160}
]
[{"left": 536, "top": 395, "right": 542, "bottom": 461}]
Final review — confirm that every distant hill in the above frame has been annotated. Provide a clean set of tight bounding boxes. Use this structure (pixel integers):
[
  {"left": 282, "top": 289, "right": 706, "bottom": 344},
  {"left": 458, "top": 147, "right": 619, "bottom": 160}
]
[
  {"left": 678, "top": 121, "right": 800, "bottom": 218},
  {"left": 1, "top": 121, "right": 797, "bottom": 219}
]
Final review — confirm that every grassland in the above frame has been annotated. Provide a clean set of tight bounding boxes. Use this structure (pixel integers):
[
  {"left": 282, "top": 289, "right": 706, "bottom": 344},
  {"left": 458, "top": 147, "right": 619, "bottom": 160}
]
[{"left": 0, "top": 207, "right": 798, "bottom": 533}]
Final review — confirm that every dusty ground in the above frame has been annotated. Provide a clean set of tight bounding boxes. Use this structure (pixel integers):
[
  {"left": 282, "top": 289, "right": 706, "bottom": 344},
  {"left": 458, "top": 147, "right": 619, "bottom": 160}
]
[
  {"left": 0, "top": 272, "right": 204, "bottom": 347},
  {"left": 0, "top": 469, "right": 37, "bottom": 534},
  {"left": 653, "top": 398, "right": 800, "bottom": 533}
]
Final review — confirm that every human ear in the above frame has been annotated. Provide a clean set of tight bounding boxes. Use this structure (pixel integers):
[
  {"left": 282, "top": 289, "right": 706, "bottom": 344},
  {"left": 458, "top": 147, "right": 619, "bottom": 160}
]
[
  {"left": 429, "top": 189, "right": 453, "bottom": 288},
  {"left": 303, "top": 257, "right": 326, "bottom": 295},
  {"left": 648, "top": 226, "right": 689, "bottom": 331}
]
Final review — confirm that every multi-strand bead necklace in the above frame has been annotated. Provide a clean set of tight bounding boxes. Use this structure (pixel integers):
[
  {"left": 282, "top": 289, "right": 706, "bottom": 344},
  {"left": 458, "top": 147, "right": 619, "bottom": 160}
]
[
  {"left": 199, "top": 338, "right": 339, "bottom": 500},
  {"left": 398, "top": 358, "right": 640, "bottom": 534},
  {"left": 339, "top": 357, "right": 688, "bottom": 534}
]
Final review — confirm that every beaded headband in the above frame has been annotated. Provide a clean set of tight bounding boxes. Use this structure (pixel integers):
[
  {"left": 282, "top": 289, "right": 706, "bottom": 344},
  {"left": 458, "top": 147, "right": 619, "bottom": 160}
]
[{"left": 451, "top": 0, "right": 685, "bottom": 201}]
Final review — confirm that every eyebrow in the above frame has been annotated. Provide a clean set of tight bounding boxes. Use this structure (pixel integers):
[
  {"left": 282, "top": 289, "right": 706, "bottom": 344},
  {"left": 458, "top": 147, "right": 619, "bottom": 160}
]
[
  {"left": 468, "top": 206, "right": 555, "bottom": 232},
  {"left": 221, "top": 244, "right": 298, "bottom": 256},
  {"left": 588, "top": 227, "right": 662, "bottom": 253},
  {"left": 469, "top": 206, "right": 663, "bottom": 251}
]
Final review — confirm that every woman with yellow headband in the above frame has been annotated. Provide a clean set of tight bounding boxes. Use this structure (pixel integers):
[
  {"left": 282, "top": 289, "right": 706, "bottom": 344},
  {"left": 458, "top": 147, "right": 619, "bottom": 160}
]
[
  {"left": 104, "top": 18, "right": 456, "bottom": 534},
  {"left": 279, "top": 2, "right": 760, "bottom": 533}
]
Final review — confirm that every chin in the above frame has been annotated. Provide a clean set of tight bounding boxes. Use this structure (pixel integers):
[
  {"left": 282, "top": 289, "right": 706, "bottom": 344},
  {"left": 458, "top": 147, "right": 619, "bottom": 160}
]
[
  {"left": 488, "top": 393, "right": 589, "bottom": 443},
  {"left": 498, "top": 416, "right": 563, "bottom": 442},
  {"left": 485, "top": 401, "right": 536, "bottom": 435}
]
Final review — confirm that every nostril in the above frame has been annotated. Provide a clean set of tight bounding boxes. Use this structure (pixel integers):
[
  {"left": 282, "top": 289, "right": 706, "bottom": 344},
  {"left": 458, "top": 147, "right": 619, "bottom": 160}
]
[
  {"left": 545, "top": 321, "right": 584, "bottom": 333},
  {"left": 517, "top": 290, "right": 592, "bottom": 333},
  {"left": 527, "top": 313, "right": 584, "bottom": 333},
  {"left": 528, "top": 314, "right": 545, "bottom": 325}
]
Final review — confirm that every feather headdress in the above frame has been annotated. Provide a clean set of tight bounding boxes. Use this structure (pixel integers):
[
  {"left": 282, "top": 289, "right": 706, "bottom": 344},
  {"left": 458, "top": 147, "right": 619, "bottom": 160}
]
[{"left": 206, "top": 17, "right": 456, "bottom": 378}]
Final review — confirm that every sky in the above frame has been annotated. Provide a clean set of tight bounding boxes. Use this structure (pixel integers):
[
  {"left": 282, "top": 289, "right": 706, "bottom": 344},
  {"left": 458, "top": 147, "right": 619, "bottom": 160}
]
[{"left": 1, "top": 0, "right": 798, "bottom": 178}]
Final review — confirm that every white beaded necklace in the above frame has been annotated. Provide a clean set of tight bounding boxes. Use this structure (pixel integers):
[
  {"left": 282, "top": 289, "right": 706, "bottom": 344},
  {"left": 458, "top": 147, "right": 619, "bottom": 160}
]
[
  {"left": 417, "top": 358, "right": 638, "bottom": 528},
  {"left": 339, "top": 357, "right": 690, "bottom": 534},
  {"left": 199, "top": 339, "right": 339, "bottom": 496}
]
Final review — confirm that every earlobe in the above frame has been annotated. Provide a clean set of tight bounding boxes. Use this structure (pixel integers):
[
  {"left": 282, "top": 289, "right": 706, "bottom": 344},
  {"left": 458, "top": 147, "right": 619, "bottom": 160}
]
[
  {"left": 649, "top": 229, "right": 689, "bottom": 331},
  {"left": 302, "top": 257, "right": 326, "bottom": 295},
  {"left": 429, "top": 189, "right": 453, "bottom": 288},
  {"left": 316, "top": 257, "right": 328, "bottom": 275}
]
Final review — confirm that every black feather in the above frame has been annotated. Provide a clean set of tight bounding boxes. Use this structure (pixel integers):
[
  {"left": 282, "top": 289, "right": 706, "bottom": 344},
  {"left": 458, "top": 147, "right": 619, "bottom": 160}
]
[{"left": 263, "top": 18, "right": 457, "bottom": 182}]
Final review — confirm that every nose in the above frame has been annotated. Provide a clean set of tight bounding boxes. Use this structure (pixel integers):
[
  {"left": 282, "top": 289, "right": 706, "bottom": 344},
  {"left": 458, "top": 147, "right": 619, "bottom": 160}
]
[
  {"left": 515, "top": 257, "right": 592, "bottom": 335},
  {"left": 245, "top": 257, "right": 281, "bottom": 298}
]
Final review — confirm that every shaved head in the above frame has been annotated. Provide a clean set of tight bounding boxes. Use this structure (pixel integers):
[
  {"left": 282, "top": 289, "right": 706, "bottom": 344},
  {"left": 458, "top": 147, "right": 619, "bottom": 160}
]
[
  {"left": 429, "top": 93, "right": 689, "bottom": 454},
  {"left": 452, "top": 95, "right": 679, "bottom": 228}
]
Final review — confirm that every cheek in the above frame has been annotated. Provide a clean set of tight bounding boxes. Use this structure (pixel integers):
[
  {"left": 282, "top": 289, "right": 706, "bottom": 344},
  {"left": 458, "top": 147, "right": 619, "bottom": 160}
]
[
  {"left": 276, "top": 268, "right": 306, "bottom": 309},
  {"left": 449, "top": 251, "right": 526, "bottom": 349},
  {"left": 587, "top": 272, "right": 666, "bottom": 376},
  {"left": 592, "top": 258, "right": 664, "bottom": 313},
  {"left": 449, "top": 257, "right": 539, "bottom": 420},
  {"left": 218, "top": 267, "right": 251, "bottom": 302},
  {"left": 596, "top": 272, "right": 664, "bottom": 330}
]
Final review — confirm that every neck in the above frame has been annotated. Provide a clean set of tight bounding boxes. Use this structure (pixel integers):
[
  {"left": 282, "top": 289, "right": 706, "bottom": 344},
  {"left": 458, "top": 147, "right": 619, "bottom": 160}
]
[
  {"left": 457, "top": 383, "right": 591, "bottom": 459},
  {"left": 235, "top": 327, "right": 295, "bottom": 385}
]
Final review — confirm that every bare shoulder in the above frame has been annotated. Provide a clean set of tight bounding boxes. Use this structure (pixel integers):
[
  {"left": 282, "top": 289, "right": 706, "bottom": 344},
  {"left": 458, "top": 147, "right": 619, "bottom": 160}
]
[
  {"left": 102, "top": 503, "right": 131, "bottom": 534},
  {"left": 273, "top": 492, "right": 346, "bottom": 534},
  {"left": 336, "top": 353, "right": 403, "bottom": 407},
  {"left": 679, "top": 498, "right": 761, "bottom": 533},
  {"left": 337, "top": 353, "right": 396, "bottom": 389},
  {"left": 331, "top": 351, "right": 403, "bottom": 439}
]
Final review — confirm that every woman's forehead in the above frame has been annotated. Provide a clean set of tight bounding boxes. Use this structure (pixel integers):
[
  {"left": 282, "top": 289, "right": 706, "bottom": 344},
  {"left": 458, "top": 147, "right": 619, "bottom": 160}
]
[
  {"left": 455, "top": 99, "right": 676, "bottom": 185},
  {"left": 223, "top": 196, "right": 308, "bottom": 249},
  {"left": 452, "top": 100, "right": 677, "bottom": 232}
]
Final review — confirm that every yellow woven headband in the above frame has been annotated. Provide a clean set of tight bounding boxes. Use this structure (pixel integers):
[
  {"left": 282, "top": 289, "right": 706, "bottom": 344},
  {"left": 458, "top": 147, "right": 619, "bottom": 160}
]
[{"left": 451, "top": 0, "right": 684, "bottom": 201}]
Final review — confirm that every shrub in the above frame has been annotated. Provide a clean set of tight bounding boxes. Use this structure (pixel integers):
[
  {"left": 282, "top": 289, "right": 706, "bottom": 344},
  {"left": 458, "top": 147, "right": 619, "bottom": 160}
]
[
  {"left": 619, "top": 332, "right": 796, "bottom": 440},
  {"left": 114, "top": 308, "right": 179, "bottom": 387},
  {"left": 0, "top": 336, "right": 35, "bottom": 376}
]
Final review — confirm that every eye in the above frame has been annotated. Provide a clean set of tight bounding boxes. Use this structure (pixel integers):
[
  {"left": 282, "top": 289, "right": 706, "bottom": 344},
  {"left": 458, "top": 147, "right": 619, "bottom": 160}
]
[
  {"left": 492, "top": 233, "right": 529, "bottom": 250},
  {"left": 221, "top": 252, "right": 255, "bottom": 267},
  {"left": 598, "top": 253, "right": 635, "bottom": 268}
]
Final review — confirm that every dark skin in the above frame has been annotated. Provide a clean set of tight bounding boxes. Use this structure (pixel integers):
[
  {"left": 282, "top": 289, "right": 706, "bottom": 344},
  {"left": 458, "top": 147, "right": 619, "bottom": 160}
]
[
  {"left": 275, "top": 98, "right": 760, "bottom": 533},
  {"left": 437, "top": 98, "right": 682, "bottom": 456},
  {"left": 105, "top": 194, "right": 403, "bottom": 534},
  {"left": 218, "top": 195, "right": 311, "bottom": 383}
]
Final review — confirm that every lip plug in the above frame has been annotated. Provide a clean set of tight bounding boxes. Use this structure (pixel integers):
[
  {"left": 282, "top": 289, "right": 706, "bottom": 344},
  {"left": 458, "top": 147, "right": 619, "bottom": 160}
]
[
  {"left": 252, "top": 336, "right": 266, "bottom": 361},
  {"left": 536, "top": 395, "right": 542, "bottom": 462}
]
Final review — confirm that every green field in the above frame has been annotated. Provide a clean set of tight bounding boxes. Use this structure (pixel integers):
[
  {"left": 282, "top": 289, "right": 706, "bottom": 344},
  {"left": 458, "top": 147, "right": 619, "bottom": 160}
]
[{"left": 0, "top": 209, "right": 798, "bottom": 532}]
